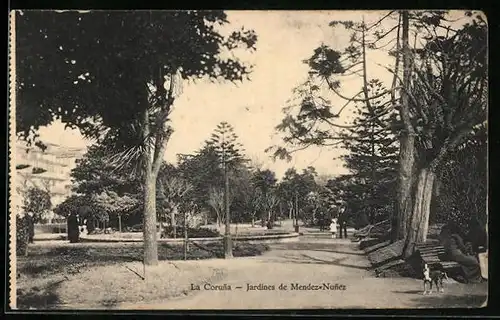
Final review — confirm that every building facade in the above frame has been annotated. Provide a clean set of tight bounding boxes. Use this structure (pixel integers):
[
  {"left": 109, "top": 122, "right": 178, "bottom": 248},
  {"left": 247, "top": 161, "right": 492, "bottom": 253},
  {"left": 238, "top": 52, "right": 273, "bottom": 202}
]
[{"left": 14, "top": 140, "right": 86, "bottom": 222}]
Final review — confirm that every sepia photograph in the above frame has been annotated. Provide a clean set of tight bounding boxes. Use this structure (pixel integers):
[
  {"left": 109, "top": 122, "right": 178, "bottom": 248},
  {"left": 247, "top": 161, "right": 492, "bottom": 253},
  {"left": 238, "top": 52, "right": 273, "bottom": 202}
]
[{"left": 8, "top": 10, "right": 488, "bottom": 310}]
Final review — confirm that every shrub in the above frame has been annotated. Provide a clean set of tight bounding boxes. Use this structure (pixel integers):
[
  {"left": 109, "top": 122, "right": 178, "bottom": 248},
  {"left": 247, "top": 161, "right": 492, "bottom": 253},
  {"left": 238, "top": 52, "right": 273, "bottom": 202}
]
[
  {"left": 124, "top": 223, "right": 161, "bottom": 233},
  {"left": 161, "top": 226, "right": 221, "bottom": 239},
  {"left": 16, "top": 215, "right": 30, "bottom": 255}
]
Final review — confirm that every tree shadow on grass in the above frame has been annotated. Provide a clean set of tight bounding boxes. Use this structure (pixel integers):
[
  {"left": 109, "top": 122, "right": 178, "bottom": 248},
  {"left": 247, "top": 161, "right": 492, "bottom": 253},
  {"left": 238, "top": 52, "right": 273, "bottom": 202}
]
[
  {"left": 262, "top": 253, "right": 369, "bottom": 271},
  {"left": 393, "top": 289, "right": 424, "bottom": 294},
  {"left": 270, "top": 242, "right": 363, "bottom": 256},
  {"left": 17, "top": 279, "right": 64, "bottom": 310},
  {"left": 18, "top": 242, "right": 270, "bottom": 279}
]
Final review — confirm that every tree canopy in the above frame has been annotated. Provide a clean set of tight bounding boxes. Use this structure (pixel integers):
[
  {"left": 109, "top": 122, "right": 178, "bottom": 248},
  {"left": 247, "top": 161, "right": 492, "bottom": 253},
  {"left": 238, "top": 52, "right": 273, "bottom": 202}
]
[{"left": 16, "top": 11, "right": 257, "bottom": 146}]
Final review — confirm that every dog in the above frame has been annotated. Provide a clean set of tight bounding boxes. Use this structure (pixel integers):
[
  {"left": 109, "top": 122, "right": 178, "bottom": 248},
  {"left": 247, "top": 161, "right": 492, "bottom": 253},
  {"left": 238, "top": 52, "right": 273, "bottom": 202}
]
[{"left": 423, "top": 263, "right": 449, "bottom": 294}]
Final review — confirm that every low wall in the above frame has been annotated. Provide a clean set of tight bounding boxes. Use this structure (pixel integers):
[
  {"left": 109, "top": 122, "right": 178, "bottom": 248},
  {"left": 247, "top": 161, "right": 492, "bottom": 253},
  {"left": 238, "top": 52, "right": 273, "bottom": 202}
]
[
  {"left": 34, "top": 223, "right": 67, "bottom": 234},
  {"left": 79, "top": 232, "right": 300, "bottom": 244}
]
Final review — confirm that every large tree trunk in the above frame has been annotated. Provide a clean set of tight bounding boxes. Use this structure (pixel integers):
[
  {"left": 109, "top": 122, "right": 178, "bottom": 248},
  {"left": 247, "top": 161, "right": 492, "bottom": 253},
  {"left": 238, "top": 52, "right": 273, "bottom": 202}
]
[
  {"left": 394, "top": 133, "right": 416, "bottom": 241},
  {"left": 143, "top": 169, "right": 159, "bottom": 265},
  {"left": 391, "top": 10, "right": 416, "bottom": 243},
  {"left": 403, "top": 167, "right": 435, "bottom": 257}
]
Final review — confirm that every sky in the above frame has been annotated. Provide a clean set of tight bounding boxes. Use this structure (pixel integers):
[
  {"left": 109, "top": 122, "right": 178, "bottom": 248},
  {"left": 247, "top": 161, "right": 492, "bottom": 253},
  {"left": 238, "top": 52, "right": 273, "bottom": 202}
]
[{"left": 33, "top": 10, "right": 446, "bottom": 179}]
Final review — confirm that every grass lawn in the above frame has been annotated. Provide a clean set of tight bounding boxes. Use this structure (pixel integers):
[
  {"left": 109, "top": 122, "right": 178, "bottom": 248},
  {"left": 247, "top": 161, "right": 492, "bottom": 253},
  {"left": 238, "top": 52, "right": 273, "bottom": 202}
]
[{"left": 16, "top": 241, "right": 269, "bottom": 309}]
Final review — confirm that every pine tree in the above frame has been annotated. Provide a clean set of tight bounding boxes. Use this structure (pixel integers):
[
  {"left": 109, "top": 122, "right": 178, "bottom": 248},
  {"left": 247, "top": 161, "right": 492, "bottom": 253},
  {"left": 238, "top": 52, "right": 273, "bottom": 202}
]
[
  {"left": 206, "top": 121, "right": 246, "bottom": 258},
  {"left": 340, "top": 79, "right": 399, "bottom": 224}
]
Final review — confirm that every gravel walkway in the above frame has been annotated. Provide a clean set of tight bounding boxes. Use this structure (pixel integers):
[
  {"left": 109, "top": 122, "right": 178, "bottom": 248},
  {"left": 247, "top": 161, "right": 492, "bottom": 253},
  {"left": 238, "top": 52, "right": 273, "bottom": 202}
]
[{"left": 117, "top": 236, "right": 487, "bottom": 309}]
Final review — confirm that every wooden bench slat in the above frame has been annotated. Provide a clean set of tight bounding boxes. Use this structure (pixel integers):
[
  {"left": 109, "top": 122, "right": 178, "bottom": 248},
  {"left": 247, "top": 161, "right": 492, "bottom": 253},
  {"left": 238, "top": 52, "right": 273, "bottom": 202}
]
[
  {"left": 442, "top": 264, "right": 461, "bottom": 269},
  {"left": 418, "top": 247, "right": 445, "bottom": 251},
  {"left": 418, "top": 249, "right": 444, "bottom": 253},
  {"left": 421, "top": 252, "right": 445, "bottom": 257},
  {"left": 420, "top": 250, "right": 446, "bottom": 255},
  {"left": 418, "top": 245, "right": 445, "bottom": 249},
  {"left": 416, "top": 242, "right": 461, "bottom": 271}
]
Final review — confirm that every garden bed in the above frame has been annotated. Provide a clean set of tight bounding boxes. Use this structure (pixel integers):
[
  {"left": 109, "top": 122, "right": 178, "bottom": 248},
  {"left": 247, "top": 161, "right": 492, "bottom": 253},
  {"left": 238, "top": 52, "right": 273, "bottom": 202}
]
[{"left": 79, "top": 230, "right": 299, "bottom": 243}]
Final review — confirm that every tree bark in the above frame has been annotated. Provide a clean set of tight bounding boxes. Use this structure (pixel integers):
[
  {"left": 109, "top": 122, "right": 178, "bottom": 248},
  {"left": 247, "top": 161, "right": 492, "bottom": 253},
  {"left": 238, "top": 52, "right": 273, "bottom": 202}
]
[
  {"left": 395, "top": 133, "right": 415, "bottom": 240},
  {"left": 403, "top": 167, "right": 435, "bottom": 257},
  {"left": 224, "top": 161, "right": 233, "bottom": 258},
  {"left": 142, "top": 106, "right": 160, "bottom": 266},
  {"left": 392, "top": 10, "right": 416, "bottom": 243},
  {"left": 143, "top": 168, "right": 159, "bottom": 265}
]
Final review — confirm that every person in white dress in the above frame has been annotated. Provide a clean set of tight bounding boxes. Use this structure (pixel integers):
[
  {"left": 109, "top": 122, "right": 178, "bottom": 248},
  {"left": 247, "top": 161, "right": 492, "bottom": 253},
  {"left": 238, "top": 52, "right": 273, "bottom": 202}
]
[{"left": 330, "top": 218, "right": 338, "bottom": 239}]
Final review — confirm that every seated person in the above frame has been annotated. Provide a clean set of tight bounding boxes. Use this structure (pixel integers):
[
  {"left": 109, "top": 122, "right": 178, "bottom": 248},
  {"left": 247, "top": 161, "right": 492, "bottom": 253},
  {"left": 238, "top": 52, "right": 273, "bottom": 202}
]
[{"left": 439, "top": 222, "right": 482, "bottom": 283}]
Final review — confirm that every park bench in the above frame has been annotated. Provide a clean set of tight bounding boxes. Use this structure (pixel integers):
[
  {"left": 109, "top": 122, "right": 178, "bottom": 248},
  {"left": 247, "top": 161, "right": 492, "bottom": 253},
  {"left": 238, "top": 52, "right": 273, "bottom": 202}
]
[
  {"left": 353, "top": 219, "right": 391, "bottom": 241},
  {"left": 415, "top": 242, "right": 461, "bottom": 272},
  {"left": 353, "top": 224, "right": 373, "bottom": 240}
]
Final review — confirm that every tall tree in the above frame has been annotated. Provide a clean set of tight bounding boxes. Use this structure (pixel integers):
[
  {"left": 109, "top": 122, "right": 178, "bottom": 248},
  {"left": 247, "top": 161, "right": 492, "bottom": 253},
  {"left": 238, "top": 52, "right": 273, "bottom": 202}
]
[
  {"left": 157, "top": 168, "right": 193, "bottom": 238},
  {"left": 277, "top": 167, "right": 317, "bottom": 222},
  {"left": 267, "top": 11, "right": 486, "bottom": 255},
  {"left": 207, "top": 121, "right": 246, "bottom": 258},
  {"left": 177, "top": 145, "right": 223, "bottom": 214},
  {"left": 15, "top": 11, "right": 257, "bottom": 265},
  {"left": 397, "top": 13, "right": 487, "bottom": 254},
  {"left": 340, "top": 79, "right": 399, "bottom": 224}
]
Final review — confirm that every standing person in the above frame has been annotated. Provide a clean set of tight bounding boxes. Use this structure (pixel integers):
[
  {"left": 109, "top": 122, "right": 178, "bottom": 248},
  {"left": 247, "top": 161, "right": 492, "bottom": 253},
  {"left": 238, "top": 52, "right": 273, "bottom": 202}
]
[
  {"left": 337, "top": 205, "right": 348, "bottom": 239},
  {"left": 67, "top": 212, "right": 80, "bottom": 243},
  {"left": 330, "top": 218, "right": 338, "bottom": 239}
]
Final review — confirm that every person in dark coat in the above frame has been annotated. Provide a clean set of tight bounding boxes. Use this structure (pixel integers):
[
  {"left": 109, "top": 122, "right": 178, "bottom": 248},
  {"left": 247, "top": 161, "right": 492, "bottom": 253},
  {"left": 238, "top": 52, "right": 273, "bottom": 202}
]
[
  {"left": 67, "top": 213, "right": 80, "bottom": 243},
  {"left": 337, "top": 204, "right": 348, "bottom": 239},
  {"left": 439, "top": 222, "right": 482, "bottom": 283}
]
